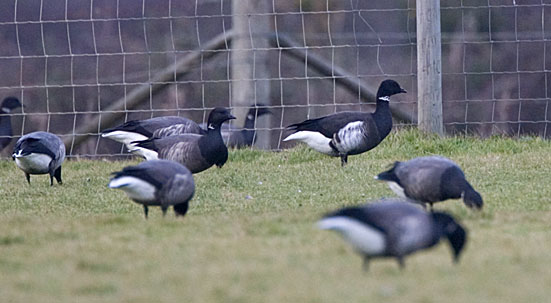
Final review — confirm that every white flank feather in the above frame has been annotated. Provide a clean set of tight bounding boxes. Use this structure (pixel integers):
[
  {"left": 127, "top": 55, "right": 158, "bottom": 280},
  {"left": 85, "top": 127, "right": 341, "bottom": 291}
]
[
  {"left": 283, "top": 131, "right": 333, "bottom": 155},
  {"left": 14, "top": 153, "right": 52, "bottom": 174},
  {"left": 318, "top": 217, "right": 386, "bottom": 255},
  {"left": 109, "top": 176, "right": 156, "bottom": 202},
  {"left": 127, "top": 144, "right": 159, "bottom": 160},
  {"left": 333, "top": 121, "right": 366, "bottom": 153},
  {"left": 101, "top": 131, "right": 149, "bottom": 145}
]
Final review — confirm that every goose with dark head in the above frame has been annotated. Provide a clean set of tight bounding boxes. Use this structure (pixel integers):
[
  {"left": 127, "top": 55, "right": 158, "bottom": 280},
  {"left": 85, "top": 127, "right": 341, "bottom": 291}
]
[
  {"left": 130, "top": 107, "right": 236, "bottom": 174},
  {"left": 284, "top": 79, "right": 406, "bottom": 166}
]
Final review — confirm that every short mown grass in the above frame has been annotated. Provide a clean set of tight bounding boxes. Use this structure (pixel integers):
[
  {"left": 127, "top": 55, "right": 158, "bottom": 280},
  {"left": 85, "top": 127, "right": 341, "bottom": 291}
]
[{"left": 1, "top": 129, "right": 550, "bottom": 302}]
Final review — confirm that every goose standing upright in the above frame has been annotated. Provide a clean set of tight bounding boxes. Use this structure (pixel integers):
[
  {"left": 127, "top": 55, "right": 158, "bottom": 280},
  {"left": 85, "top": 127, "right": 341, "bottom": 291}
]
[
  {"left": 375, "top": 156, "right": 483, "bottom": 210},
  {"left": 129, "top": 107, "right": 235, "bottom": 174},
  {"left": 283, "top": 79, "right": 406, "bottom": 166},
  {"left": 318, "top": 199, "right": 467, "bottom": 270},
  {"left": 12, "top": 131, "right": 66, "bottom": 185},
  {"left": 101, "top": 116, "right": 205, "bottom": 149},
  {"left": 0, "top": 97, "right": 23, "bottom": 152},
  {"left": 109, "top": 160, "right": 195, "bottom": 219}
]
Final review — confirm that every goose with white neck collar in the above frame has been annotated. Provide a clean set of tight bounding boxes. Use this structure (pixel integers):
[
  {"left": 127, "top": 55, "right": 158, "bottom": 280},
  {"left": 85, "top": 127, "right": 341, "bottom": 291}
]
[
  {"left": 283, "top": 79, "right": 406, "bottom": 166},
  {"left": 129, "top": 107, "right": 235, "bottom": 174}
]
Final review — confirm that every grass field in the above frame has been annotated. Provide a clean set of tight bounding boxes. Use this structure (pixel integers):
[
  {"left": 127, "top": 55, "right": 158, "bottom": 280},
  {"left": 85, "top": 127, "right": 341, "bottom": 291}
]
[{"left": 1, "top": 129, "right": 550, "bottom": 303}]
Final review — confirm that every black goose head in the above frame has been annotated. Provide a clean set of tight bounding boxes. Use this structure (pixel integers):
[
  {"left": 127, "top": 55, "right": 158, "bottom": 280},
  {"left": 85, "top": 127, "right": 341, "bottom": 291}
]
[
  {"left": 206, "top": 107, "right": 236, "bottom": 130},
  {"left": 431, "top": 212, "right": 467, "bottom": 263},
  {"left": 246, "top": 104, "right": 271, "bottom": 120},
  {"left": 375, "top": 161, "right": 401, "bottom": 183},
  {"left": 376, "top": 80, "right": 407, "bottom": 100},
  {"left": 1, "top": 97, "right": 22, "bottom": 113}
]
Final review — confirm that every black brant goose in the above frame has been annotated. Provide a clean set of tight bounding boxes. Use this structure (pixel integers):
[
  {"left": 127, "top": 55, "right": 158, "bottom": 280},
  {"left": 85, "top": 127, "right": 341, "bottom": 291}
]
[
  {"left": 129, "top": 107, "right": 235, "bottom": 174},
  {"left": 109, "top": 159, "right": 195, "bottom": 219},
  {"left": 12, "top": 131, "right": 66, "bottom": 185},
  {"left": 375, "top": 156, "right": 483, "bottom": 210},
  {"left": 101, "top": 116, "right": 205, "bottom": 149},
  {"left": 283, "top": 79, "right": 406, "bottom": 166},
  {"left": 0, "top": 97, "right": 23, "bottom": 151},
  {"left": 201, "top": 105, "right": 271, "bottom": 148},
  {"left": 318, "top": 199, "right": 467, "bottom": 270}
]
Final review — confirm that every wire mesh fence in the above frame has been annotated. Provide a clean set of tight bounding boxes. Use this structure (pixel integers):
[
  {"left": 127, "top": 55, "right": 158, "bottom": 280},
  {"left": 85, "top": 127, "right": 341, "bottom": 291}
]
[{"left": 0, "top": 0, "right": 548, "bottom": 158}]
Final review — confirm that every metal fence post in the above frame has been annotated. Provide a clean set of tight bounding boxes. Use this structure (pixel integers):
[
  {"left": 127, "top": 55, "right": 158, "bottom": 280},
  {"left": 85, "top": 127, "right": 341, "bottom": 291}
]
[{"left": 416, "top": 0, "right": 443, "bottom": 135}]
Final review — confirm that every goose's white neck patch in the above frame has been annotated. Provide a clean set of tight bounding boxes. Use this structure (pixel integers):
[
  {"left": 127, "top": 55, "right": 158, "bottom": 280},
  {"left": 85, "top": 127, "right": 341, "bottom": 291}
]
[
  {"left": 386, "top": 181, "right": 406, "bottom": 198},
  {"left": 318, "top": 217, "right": 386, "bottom": 255},
  {"left": 378, "top": 96, "right": 390, "bottom": 102},
  {"left": 208, "top": 123, "right": 215, "bottom": 130},
  {"left": 2, "top": 107, "right": 10, "bottom": 113},
  {"left": 247, "top": 114, "right": 254, "bottom": 120}
]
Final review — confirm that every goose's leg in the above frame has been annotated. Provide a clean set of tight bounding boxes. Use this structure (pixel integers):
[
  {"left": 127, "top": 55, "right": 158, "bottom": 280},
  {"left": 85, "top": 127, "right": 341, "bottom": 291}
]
[
  {"left": 143, "top": 205, "right": 149, "bottom": 219},
  {"left": 340, "top": 154, "right": 348, "bottom": 167},
  {"left": 54, "top": 166, "right": 62, "bottom": 185},
  {"left": 161, "top": 206, "right": 168, "bottom": 217},
  {"left": 397, "top": 256, "right": 405, "bottom": 270}
]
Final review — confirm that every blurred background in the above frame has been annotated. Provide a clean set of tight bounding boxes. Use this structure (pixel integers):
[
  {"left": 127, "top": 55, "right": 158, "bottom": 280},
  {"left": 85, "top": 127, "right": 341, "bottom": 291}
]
[{"left": 0, "top": 0, "right": 548, "bottom": 158}]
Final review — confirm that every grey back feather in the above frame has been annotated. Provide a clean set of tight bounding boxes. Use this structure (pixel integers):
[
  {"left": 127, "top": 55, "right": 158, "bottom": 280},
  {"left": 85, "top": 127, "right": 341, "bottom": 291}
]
[
  {"left": 361, "top": 200, "right": 437, "bottom": 256},
  {"left": 395, "top": 156, "right": 463, "bottom": 202},
  {"left": 20, "top": 131, "right": 65, "bottom": 170},
  {"left": 158, "top": 171, "right": 195, "bottom": 208},
  {"left": 153, "top": 122, "right": 205, "bottom": 138}
]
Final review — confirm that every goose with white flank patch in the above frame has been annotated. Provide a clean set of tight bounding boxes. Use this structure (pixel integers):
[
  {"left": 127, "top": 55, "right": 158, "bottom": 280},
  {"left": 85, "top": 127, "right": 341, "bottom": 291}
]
[
  {"left": 375, "top": 156, "right": 483, "bottom": 210},
  {"left": 129, "top": 107, "right": 235, "bottom": 174},
  {"left": 284, "top": 79, "right": 406, "bottom": 166},
  {"left": 12, "top": 131, "right": 66, "bottom": 185},
  {"left": 109, "top": 160, "right": 195, "bottom": 219},
  {"left": 101, "top": 116, "right": 205, "bottom": 150},
  {"left": 0, "top": 97, "right": 23, "bottom": 152},
  {"left": 318, "top": 199, "right": 467, "bottom": 270}
]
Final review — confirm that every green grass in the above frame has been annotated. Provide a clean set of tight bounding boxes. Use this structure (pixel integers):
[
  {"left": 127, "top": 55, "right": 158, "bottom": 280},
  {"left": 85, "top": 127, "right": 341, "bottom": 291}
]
[{"left": 1, "top": 129, "right": 551, "bottom": 302}]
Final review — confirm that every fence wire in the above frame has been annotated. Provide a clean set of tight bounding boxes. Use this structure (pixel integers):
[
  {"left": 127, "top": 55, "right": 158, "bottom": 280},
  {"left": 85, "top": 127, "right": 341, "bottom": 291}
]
[{"left": 0, "top": 0, "right": 547, "bottom": 158}]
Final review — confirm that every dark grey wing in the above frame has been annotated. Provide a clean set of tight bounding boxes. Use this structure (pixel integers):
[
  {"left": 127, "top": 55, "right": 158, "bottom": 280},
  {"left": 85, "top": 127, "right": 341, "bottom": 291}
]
[
  {"left": 158, "top": 171, "right": 195, "bottom": 207},
  {"left": 103, "top": 116, "right": 199, "bottom": 137},
  {"left": 287, "top": 111, "right": 371, "bottom": 138},
  {"left": 152, "top": 121, "right": 205, "bottom": 138},
  {"left": 19, "top": 132, "right": 65, "bottom": 170},
  {"left": 396, "top": 156, "right": 462, "bottom": 202},
  {"left": 361, "top": 200, "right": 434, "bottom": 256}
]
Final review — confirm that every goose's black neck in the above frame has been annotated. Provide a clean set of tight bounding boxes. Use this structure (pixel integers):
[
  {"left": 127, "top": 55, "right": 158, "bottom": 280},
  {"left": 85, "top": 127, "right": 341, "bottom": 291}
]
[
  {"left": 0, "top": 114, "right": 13, "bottom": 135},
  {"left": 200, "top": 123, "right": 228, "bottom": 166},
  {"left": 373, "top": 96, "right": 393, "bottom": 137}
]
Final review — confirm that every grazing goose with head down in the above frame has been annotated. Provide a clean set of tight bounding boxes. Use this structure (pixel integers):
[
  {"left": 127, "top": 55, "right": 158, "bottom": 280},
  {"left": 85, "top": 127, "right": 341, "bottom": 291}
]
[
  {"left": 375, "top": 156, "right": 483, "bottom": 210},
  {"left": 283, "top": 79, "right": 406, "bottom": 166},
  {"left": 12, "top": 131, "right": 66, "bottom": 185},
  {"left": 318, "top": 199, "right": 467, "bottom": 270},
  {"left": 101, "top": 115, "right": 205, "bottom": 149},
  {"left": 129, "top": 107, "right": 235, "bottom": 174},
  {"left": 0, "top": 97, "right": 23, "bottom": 152},
  {"left": 109, "top": 160, "right": 195, "bottom": 219}
]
